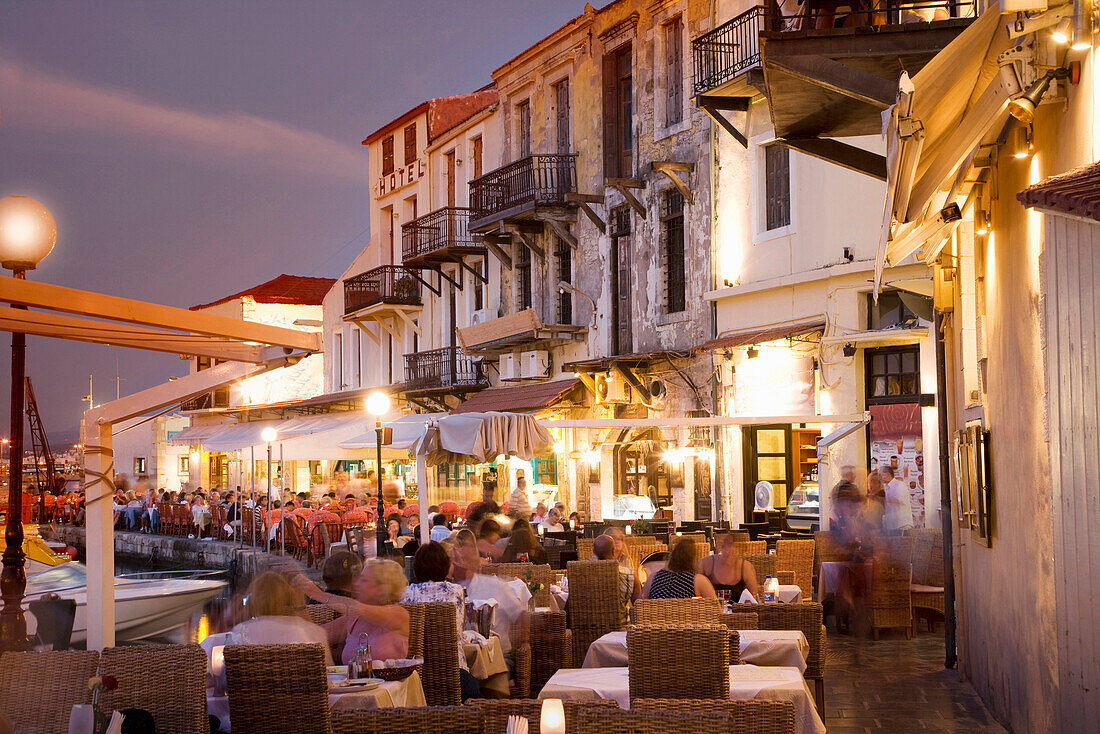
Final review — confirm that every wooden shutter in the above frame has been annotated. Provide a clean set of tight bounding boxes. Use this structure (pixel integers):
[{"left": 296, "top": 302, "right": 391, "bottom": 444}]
[
  {"left": 556, "top": 80, "right": 571, "bottom": 154},
  {"left": 518, "top": 101, "right": 532, "bottom": 159},
  {"left": 666, "top": 19, "right": 683, "bottom": 126},
  {"left": 617, "top": 234, "right": 632, "bottom": 354},
  {"left": 617, "top": 46, "right": 633, "bottom": 178},
  {"left": 603, "top": 53, "right": 619, "bottom": 179},
  {"left": 382, "top": 136, "right": 394, "bottom": 175},
  {"left": 446, "top": 151, "right": 456, "bottom": 207},
  {"left": 404, "top": 123, "right": 417, "bottom": 165},
  {"left": 472, "top": 136, "right": 483, "bottom": 179}
]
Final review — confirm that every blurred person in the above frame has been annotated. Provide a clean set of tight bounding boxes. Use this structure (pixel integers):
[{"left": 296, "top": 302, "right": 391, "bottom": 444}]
[
  {"left": 449, "top": 528, "right": 483, "bottom": 584},
  {"left": 501, "top": 517, "right": 548, "bottom": 564},
  {"left": 531, "top": 501, "right": 549, "bottom": 525},
  {"left": 697, "top": 531, "right": 759, "bottom": 603},
  {"left": 865, "top": 471, "right": 887, "bottom": 530},
  {"left": 539, "top": 508, "right": 565, "bottom": 533},
  {"left": 307, "top": 551, "right": 363, "bottom": 604},
  {"left": 640, "top": 538, "right": 717, "bottom": 600},
  {"left": 476, "top": 518, "right": 504, "bottom": 561},
  {"left": 593, "top": 534, "right": 639, "bottom": 625},
  {"left": 227, "top": 571, "right": 331, "bottom": 664},
  {"left": 508, "top": 474, "right": 532, "bottom": 518},
  {"left": 882, "top": 466, "right": 913, "bottom": 530}
]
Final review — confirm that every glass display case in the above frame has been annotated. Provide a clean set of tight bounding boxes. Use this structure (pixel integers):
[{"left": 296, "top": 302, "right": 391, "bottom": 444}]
[
  {"left": 786, "top": 483, "right": 820, "bottom": 529},
  {"left": 610, "top": 493, "right": 658, "bottom": 520}
]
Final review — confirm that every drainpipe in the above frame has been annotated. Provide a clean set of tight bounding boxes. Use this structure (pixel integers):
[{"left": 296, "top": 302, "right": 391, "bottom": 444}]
[
  {"left": 934, "top": 307, "right": 957, "bottom": 669},
  {"left": 708, "top": 0, "right": 723, "bottom": 522}
]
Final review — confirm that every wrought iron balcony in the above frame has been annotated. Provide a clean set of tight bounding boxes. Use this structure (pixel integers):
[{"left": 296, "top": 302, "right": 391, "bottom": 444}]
[
  {"left": 404, "top": 346, "right": 487, "bottom": 393},
  {"left": 401, "top": 207, "right": 484, "bottom": 267},
  {"left": 181, "top": 387, "right": 229, "bottom": 412},
  {"left": 343, "top": 265, "right": 422, "bottom": 316},
  {"left": 693, "top": 6, "right": 767, "bottom": 97},
  {"left": 469, "top": 154, "right": 577, "bottom": 231}
]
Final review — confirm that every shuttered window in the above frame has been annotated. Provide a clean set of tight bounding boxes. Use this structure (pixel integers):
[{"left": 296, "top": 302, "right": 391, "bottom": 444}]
[
  {"left": 603, "top": 45, "right": 632, "bottom": 178},
  {"left": 516, "top": 243, "right": 532, "bottom": 310},
  {"left": 764, "top": 143, "right": 791, "bottom": 231},
  {"left": 381, "top": 135, "right": 394, "bottom": 175},
  {"left": 403, "top": 123, "right": 417, "bottom": 166},
  {"left": 471, "top": 136, "right": 483, "bottom": 179},
  {"left": 665, "top": 17, "right": 684, "bottom": 126},
  {"left": 610, "top": 207, "right": 632, "bottom": 355},
  {"left": 518, "top": 100, "right": 532, "bottom": 159},
  {"left": 554, "top": 79, "right": 571, "bottom": 154},
  {"left": 555, "top": 236, "right": 572, "bottom": 325},
  {"left": 661, "top": 190, "right": 686, "bottom": 313},
  {"left": 445, "top": 150, "right": 456, "bottom": 207}
]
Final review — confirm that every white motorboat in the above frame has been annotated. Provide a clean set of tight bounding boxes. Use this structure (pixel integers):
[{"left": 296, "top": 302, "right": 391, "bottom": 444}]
[{"left": 23, "top": 562, "right": 228, "bottom": 645}]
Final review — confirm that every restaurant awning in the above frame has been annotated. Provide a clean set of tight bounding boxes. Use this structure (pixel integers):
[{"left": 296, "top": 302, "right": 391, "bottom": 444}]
[
  {"left": 201, "top": 419, "right": 291, "bottom": 453},
  {"left": 456, "top": 307, "right": 586, "bottom": 355},
  {"left": 414, "top": 411, "right": 554, "bottom": 466},
  {"left": 695, "top": 318, "right": 826, "bottom": 353},
  {"left": 338, "top": 413, "right": 443, "bottom": 451},
  {"left": 450, "top": 378, "right": 582, "bottom": 415},
  {"left": 875, "top": 6, "right": 1018, "bottom": 290},
  {"left": 169, "top": 422, "right": 234, "bottom": 446}
]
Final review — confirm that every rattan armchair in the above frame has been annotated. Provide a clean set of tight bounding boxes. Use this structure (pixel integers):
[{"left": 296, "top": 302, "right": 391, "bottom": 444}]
[
  {"left": 744, "top": 553, "right": 777, "bottom": 581},
  {"left": 530, "top": 609, "right": 573, "bottom": 693},
  {"left": 577, "top": 537, "right": 594, "bottom": 560},
  {"left": 98, "top": 643, "right": 209, "bottom": 734},
  {"left": 304, "top": 602, "right": 339, "bottom": 627},
  {"left": 482, "top": 562, "right": 553, "bottom": 608},
  {"left": 722, "top": 612, "right": 759, "bottom": 630},
  {"left": 565, "top": 559, "right": 622, "bottom": 664},
  {"left": 775, "top": 539, "right": 815, "bottom": 596},
  {"left": 634, "top": 698, "right": 797, "bottom": 734},
  {"left": 331, "top": 705, "right": 480, "bottom": 734},
  {"left": 634, "top": 598, "right": 723, "bottom": 626},
  {"left": 577, "top": 708, "right": 730, "bottom": 734},
  {"left": 910, "top": 527, "right": 945, "bottom": 631},
  {"left": 0, "top": 649, "right": 99, "bottom": 734},
  {"left": 469, "top": 699, "right": 619, "bottom": 734},
  {"left": 627, "top": 624, "right": 730, "bottom": 702},
  {"left": 871, "top": 534, "right": 915, "bottom": 640},
  {"left": 404, "top": 601, "right": 461, "bottom": 705},
  {"left": 223, "top": 643, "right": 329, "bottom": 734},
  {"left": 733, "top": 540, "right": 767, "bottom": 556},
  {"left": 624, "top": 542, "right": 667, "bottom": 570}
]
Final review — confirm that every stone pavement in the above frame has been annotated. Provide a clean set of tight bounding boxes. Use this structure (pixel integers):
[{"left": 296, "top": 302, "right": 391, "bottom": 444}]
[{"left": 824, "top": 631, "right": 1008, "bottom": 733}]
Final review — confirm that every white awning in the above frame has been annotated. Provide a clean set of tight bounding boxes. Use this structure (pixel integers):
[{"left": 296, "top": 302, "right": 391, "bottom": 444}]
[
  {"left": 414, "top": 411, "right": 554, "bottom": 466},
  {"left": 169, "top": 422, "right": 234, "bottom": 446},
  {"left": 278, "top": 412, "right": 366, "bottom": 435},
  {"left": 339, "top": 413, "right": 444, "bottom": 451},
  {"left": 820, "top": 327, "right": 928, "bottom": 348}
]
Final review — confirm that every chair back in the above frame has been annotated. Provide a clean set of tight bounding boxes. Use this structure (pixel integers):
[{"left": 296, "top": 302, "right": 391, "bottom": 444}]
[
  {"left": 722, "top": 612, "right": 759, "bottom": 630},
  {"left": 482, "top": 562, "right": 552, "bottom": 608},
  {"left": 577, "top": 709, "right": 730, "bottom": 734},
  {"left": 403, "top": 602, "right": 460, "bottom": 706},
  {"left": 209, "top": 504, "right": 228, "bottom": 540},
  {"left": 224, "top": 643, "right": 330, "bottom": 734},
  {"left": 627, "top": 624, "right": 730, "bottom": 702},
  {"left": 624, "top": 542, "right": 668, "bottom": 570},
  {"left": 98, "top": 643, "right": 209, "bottom": 734},
  {"left": 577, "top": 537, "right": 594, "bottom": 560},
  {"left": 529, "top": 609, "right": 571, "bottom": 692},
  {"left": 401, "top": 601, "right": 426, "bottom": 658},
  {"left": 732, "top": 539, "right": 766, "bottom": 556},
  {"left": 744, "top": 553, "right": 777, "bottom": 581},
  {"left": 726, "top": 602, "right": 825, "bottom": 682},
  {"left": 566, "top": 560, "right": 622, "bottom": 664},
  {"left": 303, "top": 603, "right": 339, "bottom": 627},
  {"left": 911, "top": 527, "right": 944, "bottom": 586},
  {"left": 0, "top": 650, "right": 99, "bottom": 734},
  {"left": 332, "top": 706, "right": 480, "bottom": 734},
  {"left": 469, "top": 699, "right": 619, "bottom": 734},
  {"left": 633, "top": 699, "right": 797, "bottom": 734},
  {"left": 157, "top": 502, "right": 173, "bottom": 534},
  {"left": 814, "top": 530, "right": 847, "bottom": 564},
  {"left": 634, "top": 598, "right": 722, "bottom": 626},
  {"left": 775, "top": 538, "right": 815, "bottom": 595},
  {"left": 871, "top": 534, "right": 915, "bottom": 633}
]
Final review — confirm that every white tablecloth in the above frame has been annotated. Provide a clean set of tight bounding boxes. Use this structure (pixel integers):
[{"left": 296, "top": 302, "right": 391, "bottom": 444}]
[
  {"left": 818, "top": 561, "right": 872, "bottom": 597},
  {"left": 462, "top": 634, "right": 509, "bottom": 696},
  {"left": 581, "top": 629, "right": 809, "bottom": 673},
  {"left": 207, "top": 670, "right": 426, "bottom": 731},
  {"left": 735, "top": 585, "right": 803, "bottom": 604},
  {"left": 539, "top": 664, "right": 824, "bottom": 734}
]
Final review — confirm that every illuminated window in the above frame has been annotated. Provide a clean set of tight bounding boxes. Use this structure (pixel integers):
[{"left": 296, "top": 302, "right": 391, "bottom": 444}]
[
  {"left": 134, "top": 457, "right": 146, "bottom": 474},
  {"left": 179, "top": 456, "right": 189, "bottom": 474}
]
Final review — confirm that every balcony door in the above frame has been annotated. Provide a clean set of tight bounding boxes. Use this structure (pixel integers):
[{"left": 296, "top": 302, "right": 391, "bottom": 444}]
[
  {"left": 603, "top": 44, "right": 632, "bottom": 179},
  {"left": 446, "top": 150, "right": 456, "bottom": 207},
  {"left": 610, "top": 208, "right": 632, "bottom": 355}
]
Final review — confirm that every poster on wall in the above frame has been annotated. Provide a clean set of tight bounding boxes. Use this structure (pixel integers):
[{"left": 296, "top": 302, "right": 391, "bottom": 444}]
[
  {"left": 734, "top": 355, "right": 815, "bottom": 416},
  {"left": 869, "top": 403, "right": 925, "bottom": 526}
]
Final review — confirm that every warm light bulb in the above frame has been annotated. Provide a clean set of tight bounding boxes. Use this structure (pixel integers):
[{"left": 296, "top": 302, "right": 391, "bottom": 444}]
[
  {"left": 261, "top": 427, "right": 278, "bottom": 443},
  {"left": 365, "top": 391, "right": 391, "bottom": 417},
  {"left": 540, "top": 698, "right": 566, "bottom": 734},
  {"left": 0, "top": 196, "right": 57, "bottom": 270},
  {"left": 1052, "top": 17, "right": 1072, "bottom": 43}
]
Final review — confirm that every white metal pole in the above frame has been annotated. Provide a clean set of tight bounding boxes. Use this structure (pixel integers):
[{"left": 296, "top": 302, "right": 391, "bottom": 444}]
[
  {"left": 417, "top": 455, "right": 429, "bottom": 545},
  {"left": 84, "top": 420, "right": 115, "bottom": 650},
  {"left": 250, "top": 445, "right": 255, "bottom": 548},
  {"left": 266, "top": 442, "right": 273, "bottom": 552},
  {"left": 280, "top": 442, "right": 285, "bottom": 557}
]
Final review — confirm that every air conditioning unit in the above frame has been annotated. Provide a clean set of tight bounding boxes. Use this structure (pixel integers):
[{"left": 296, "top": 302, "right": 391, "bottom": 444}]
[
  {"left": 471, "top": 308, "right": 495, "bottom": 325},
  {"left": 520, "top": 350, "right": 550, "bottom": 379},
  {"left": 499, "top": 353, "right": 519, "bottom": 381},
  {"left": 594, "top": 372, "right": 630, "bottom": 404},
  {"left": 648, "top": 379, "right": 667, "bottom": 408}
]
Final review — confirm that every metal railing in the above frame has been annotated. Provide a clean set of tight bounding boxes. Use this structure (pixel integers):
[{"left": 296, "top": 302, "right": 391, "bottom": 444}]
[
  {"left": 692, "top": 1, "right": 977, "bottom": 97},
  {"left": 401, "top": 207, "right": 478, "bottom": 262},
  {"left": 343, "top": 265, "right": 422, "bottom": 315},
  {"left": 180, "top": 388, "right": 229, "bottom": 412},
  {"left": 404, "top": 346, "right": 486, "bottom": 391},
  {"left": 469, "top": 154, "right": 576, "bottom": 225}
]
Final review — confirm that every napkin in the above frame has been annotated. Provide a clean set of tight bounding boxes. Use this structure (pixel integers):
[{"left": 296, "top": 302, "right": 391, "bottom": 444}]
[
  {"left": 461, "top": 630, "right": 489, "bottom": 646},
  {"left": 105, "top": 711, "right": 125, "bottom": 734},
  {"left": 738, "top": 589, "right": 759, "bottom": 604},
  {"left": 506, "top": 715, "right": 529, "bottom": 734}
]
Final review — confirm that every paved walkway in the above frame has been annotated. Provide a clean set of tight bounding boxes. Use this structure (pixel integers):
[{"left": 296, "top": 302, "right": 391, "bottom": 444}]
[{"left": 824, "top": 631, "right": 1007, "bottom": 733}]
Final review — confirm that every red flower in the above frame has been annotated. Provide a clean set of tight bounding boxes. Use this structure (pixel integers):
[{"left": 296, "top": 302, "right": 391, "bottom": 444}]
[{"left": 101, "top": 675, "right": 118, "bottom": 691}]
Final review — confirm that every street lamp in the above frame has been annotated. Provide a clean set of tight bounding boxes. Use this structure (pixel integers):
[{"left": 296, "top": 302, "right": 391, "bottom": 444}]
[
  {"left": 261, "top": 427, "right": 278, "bottom": 555},
  {"left": 0, "top": 195, "right": 57, "bottom": 651},
  {"left": 365, "top": 391, "right": 391, "bottom": 558}
]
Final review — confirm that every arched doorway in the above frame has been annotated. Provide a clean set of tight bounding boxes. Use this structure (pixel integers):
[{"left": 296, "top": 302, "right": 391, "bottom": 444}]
[{"left": 614, "top": 428, "right": 671, "bottom": 508}]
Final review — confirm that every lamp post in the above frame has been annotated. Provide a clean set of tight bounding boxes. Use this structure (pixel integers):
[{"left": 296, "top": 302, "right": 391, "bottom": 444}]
[
  {"left": 0, "top": 195, "right": 57, "bottom": 651},
  {"left": 261, "top": 427, "right": 277, "bottom": 554},
  {"left": 365, "top": 391, "right": 391, "bottom": 558}
]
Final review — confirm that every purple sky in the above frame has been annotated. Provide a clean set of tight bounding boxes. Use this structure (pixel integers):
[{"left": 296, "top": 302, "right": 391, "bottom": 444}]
[{"left": 0, "top": 1, "right": 586, "bottom": 440}]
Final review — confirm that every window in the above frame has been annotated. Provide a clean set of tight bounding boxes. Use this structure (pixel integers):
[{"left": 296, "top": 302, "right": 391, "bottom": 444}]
[
  {"left": 553, "top": 79, "right": 571, "bottom": 154},
  {"left": 603, "top": 45, "right": 633, "bottom": 178},
  {"left": 665, "top": 17, "right": 684, "bottom": 127},
  {"left": 382, "top": 206, "right": 395, "bottom": 264},
  {"left": 134, "top": 457, "right": 147, "bottom": 475},
  {"left": 661, "top": 190, "right": 686, "bottom": 313},
  {"left": 517, "top": 99, "right": 532, "bottom": 158},
  {"left": 333, "top": 330, "right": 344, "bottom": 389},
  {"left": 179, "top": 455, "right": 189, "bottom": 474},
  {"left": 381, "top": 135, "right": 395, "bottom": 175},
  {"left": 868, "top": 291, "right": 919, "bottom": 330},
  {"left": 516, "top": 243, "right": 532, "bottom": 310},
  {"left": 764, "top": 143, "right": 790, "bottom": 231},
  {"left": 351, "top": 328, "right": 361, "bottom": 388},
  {"left": 534, "top": 456, "right": 558, "bottom": 485},
  {"left": 866, "top": 346, "right": 921, "bottom": 404},
  {"left": 471, "top": 136, "right": 483, "bottom": 179},
  {"left": 445, "top": 150, "right": 456, "bottom": 207},
  {"left": 610, "top": 207, "right": 632, "bottom": 355},
  {"left": 555, "top": 236, "right": 572, "bottom": 324},
  {"left": 403, "top": 122, "right": 417, "bottom": 166},
  {"left": 385, "top": 334, "right": 393, "bottom": 384},
  {"left": 473, "top": 258, "right": 486, "bottom": 312}
]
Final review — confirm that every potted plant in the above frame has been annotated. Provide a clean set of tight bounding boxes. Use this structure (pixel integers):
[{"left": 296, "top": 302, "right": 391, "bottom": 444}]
[{"left": 393, "top": 276, "right": 417, "bottom": 298}]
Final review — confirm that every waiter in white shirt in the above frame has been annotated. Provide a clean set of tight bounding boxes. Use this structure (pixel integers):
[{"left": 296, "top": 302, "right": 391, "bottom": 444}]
[{"left": 882, "top": 465, "right": 913, "bottom": 530}]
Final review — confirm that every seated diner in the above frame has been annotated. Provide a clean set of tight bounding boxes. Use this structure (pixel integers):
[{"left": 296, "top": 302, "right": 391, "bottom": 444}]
[{"left": 640, "top": 537, "right": 717, "bottom": 600}]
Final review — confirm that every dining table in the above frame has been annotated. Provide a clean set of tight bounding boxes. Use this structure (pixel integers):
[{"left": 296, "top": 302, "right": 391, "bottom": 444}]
[
  {"left": 539, "top": 664, "right": 825, "bottom": 734},
  {"left": 818, "top": 560, "right": 873, "bottom": 598},
  {"left": 462, "top": 632, "right": 510, "bottom": 697},
  {"left": 581, "top": 629, "right": 810, "bottom": 673}
]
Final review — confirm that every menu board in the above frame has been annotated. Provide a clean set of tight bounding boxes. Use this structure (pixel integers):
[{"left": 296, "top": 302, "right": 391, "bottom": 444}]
[{"left": 869, "top": 403, "right": 925, "bottom": 526}]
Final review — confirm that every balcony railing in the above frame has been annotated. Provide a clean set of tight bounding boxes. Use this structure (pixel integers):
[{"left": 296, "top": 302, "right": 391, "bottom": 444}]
[
  {"left": 692, "top": 6, "right": 768, "bottom": 97},
  {"left": 343, "top": 265, "right": 422, "bottom": 315},
  {"left": 469, "top": 154, "right": 576, "bottom": 227},
  {"left": 401, "top": 207, "right": 480, "bottom": 264},
  {"left": 181, "top": 387, "right": 229, "bottom": 412},
  {"left": 404, "top": 346, "right": 487, "bottom": 392}
]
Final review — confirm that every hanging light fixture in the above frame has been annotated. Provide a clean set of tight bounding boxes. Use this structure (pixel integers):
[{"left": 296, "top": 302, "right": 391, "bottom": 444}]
[
  {"left": 1008, "top": 68, "right": 1070, "bottom": 124},
  {"left": 1071, "top": 0, "right": 1094, "bottom": 50},
  {"left": 746, "top": 346, "right": 759, "bottom": 359}
]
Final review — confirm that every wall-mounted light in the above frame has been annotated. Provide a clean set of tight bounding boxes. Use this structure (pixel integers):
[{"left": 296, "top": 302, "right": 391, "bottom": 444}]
[
  {"left": 1008, "top": 68, "right": 1069, "bottom": 124},
  {"left": 746, "top": 347, "right": 759, "bottom": 359},
  {"left": 1011, "top": 123, "right": 1033, "bottom": 159},
  {"left": 842, "top": 343, "right": 857, "bottom": 357},
  {"left": 975, "top": 208, "right": 990, "bottom": 236},
  {"left": 1072, "top": 0, "right": 1094, "bottom": 50},
  {"left": 1053, "top": 17, "right": 1073, "bottom": 43}
]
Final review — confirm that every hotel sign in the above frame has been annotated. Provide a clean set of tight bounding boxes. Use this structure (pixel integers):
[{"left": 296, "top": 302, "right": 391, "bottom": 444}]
[{"left": 377, "top": 159, "right": 425, "bottom": 196}]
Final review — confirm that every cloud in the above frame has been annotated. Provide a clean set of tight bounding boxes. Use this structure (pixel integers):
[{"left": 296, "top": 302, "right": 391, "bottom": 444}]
[{"left": 0, "top": 60, "right": 366, "bottom": 182}]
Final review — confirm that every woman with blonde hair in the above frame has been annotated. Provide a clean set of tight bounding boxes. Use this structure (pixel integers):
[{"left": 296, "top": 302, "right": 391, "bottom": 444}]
[
  {"left": 227, "top": 571, "right": 332, "bottom": 664},
  {"left": 295, "top": 558, "right": 410, "bottom": 664},
  {"left": 696, "top": 531, "right": 759, "bottom": 603}
]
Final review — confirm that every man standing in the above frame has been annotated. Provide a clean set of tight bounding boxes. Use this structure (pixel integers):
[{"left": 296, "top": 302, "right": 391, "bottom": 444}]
[{"left": 882, "top": 466, "right": 913, "bottom": 530}]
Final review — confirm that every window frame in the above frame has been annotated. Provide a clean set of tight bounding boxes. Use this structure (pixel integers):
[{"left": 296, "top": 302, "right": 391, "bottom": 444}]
[
  {"left": 515, "top": 243, "right": 532, "bottom": 311},
  {"left": 381, "top": 135, "right": 395, "bottom": 176},
  {"left": 750, "top": 133, "right": 795, "bottom": 242},
  {"left": 865, "top": 345, "right": 922, "bottom": 405},
  {"left": 179, "top": 455, "right": 189, "bottom": 474},
  {"left": 554, "top": 236, "right": 573, "bottom": 325},
  {"left": 403, "top": 122, "right": 417, "bottom": 166},
  {"left": 660, "top": 189, "right": 687, "bottom": 314},
  {"left": 517, "top": 99, "right": 532, "bottom": 159},
  {"left": 663, "top": 15, "right": 685, "bottom": 129},
  {"left": 134, "top": 457, "right": 147, "bottom": 475},
  {"left": 551, "top": 77, "right": 572, "bottom": 155}
]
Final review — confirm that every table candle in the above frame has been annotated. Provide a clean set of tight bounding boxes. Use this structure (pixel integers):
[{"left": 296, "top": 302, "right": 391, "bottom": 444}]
[
  {"left": 625, "top": 524, "right": 631, "bottom": 535},
  {"left": 540, "top": 698, "right": 565, "bottom": 734},
  {"left": 538, "top": 524, "right": 545, "bottom": 536},
  {"left": 569, "top": 518, "right": 576, "bottom": 530}
]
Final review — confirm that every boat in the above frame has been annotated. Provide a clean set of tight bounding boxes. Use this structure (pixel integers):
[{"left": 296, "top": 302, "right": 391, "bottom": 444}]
[
  {"left": 0, "top": 524, "right": 75, "bottom": 575},
  {"left": 23, "top": 562, "right": 228, "bottom": 645}
]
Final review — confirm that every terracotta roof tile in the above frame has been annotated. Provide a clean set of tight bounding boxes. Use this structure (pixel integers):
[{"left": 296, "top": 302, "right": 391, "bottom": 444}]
[
  {"left": 1018, "top": 161, "right": 1100, "bottom": 222},
  {"left": 450, "top": 378, "right": 582, "bottom": 414},
  {"left": 695, "top": 320, "right": 826, "bottom": 352},
  {"left": 428, "top": 89, "right": 498, "bottom": 142},
  {"left": 190, "top": 274, "right": 336, "bottom": 310}
]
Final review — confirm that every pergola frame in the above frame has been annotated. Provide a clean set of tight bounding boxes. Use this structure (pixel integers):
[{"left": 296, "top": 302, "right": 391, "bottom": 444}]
[{"left": 0, "top": 274, "right": 319, "bottom": 650}]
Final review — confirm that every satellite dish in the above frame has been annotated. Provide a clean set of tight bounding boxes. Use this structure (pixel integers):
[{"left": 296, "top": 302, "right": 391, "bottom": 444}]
[{"left": 754, "top": 481, "right": 775, "bottom": 512}]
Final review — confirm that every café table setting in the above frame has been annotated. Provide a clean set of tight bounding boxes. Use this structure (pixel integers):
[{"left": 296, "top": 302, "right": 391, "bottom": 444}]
[{"left": 582, "top": 628, "right": 810, "bottom": 673}]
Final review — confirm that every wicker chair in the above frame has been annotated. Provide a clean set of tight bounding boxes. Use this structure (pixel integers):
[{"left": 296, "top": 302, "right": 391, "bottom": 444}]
[
  {"left": 331, "top": 706, "right": 480, "bottom": 734},
  {"left": 566, "top": 560, "right": 622, "bottom": 665},
  {"left": 627, "top": 624, "right": 730, "bottom": 702},
  {"left": 0, "top": 649, "right": 99, "bottom": 734},
  {"left": 624, "top": 542, "right": 667, "bottom": 570},
  {"left": 775, "top": 539, "right": 815, "bottom": 596},
  {"left": 871, "top": 534, "right": 915, "bottom": 639},
  {"left": 733, "top": 540, "right": 767, "bottom": 556},
  {"left": 577, "top": 708, "right": 730, "bottom": 734},
  {"left": 404, "top": 601, "right": 461, "bottom": 705},
  {"left": 304, "top": 602, "right": 339, "bottom": 627},
  {"left": 910, "top": 527, "right": 945, "bottom": 631},
  {"left": 744, "top": 553, "right": 777, "bottom": 581},
  {"left": 402, "top": 601, "right": 426, "bottom": 658},
  {"left": 726, "top": 602, "right": 825, "bottom": 713},
  {"left": 634, "top": 699, "right": 797, "bottom": 734},
  {"left": 482, "top": 562, "right": 553, "bottom": 608},
  {"left": 224, "top": 643, "right": 329, "bottom": 734},
  {"left": 634, "top": 598, "right": 723, "bottom": 626},
  {"left": 577, "top": 537, "right": 594, "bottom": 560},
  {"left": 209, "top": 504, "right": 228, "bottom": 540},
  {"left": 278, "top": 515, "right": 310, "bottom": 560},
  {"left": 722, "top": 612, "right": 759, "bottom": 630},
  {"left": 469, "top": 699, "right": 619, "bottom": 734},
  {"left": 98, "top": 644, "right": 209, "bottom": 734},
  {"left": 530, "top": 609, "right": 573, "bottom": 693}
]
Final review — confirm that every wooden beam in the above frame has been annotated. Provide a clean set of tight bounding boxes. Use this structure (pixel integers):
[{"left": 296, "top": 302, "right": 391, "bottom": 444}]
[
  {"left": 699, "top": 102, "right": 748, "bottom": 147},
  {"left": 511, "top": 228, "right": 546, "bottom": 259},
  {"left": 767, "top": 56, "right": 896, "bottom": 109},
  {"left": 565, "top": 193, "right": 605, "bottom": 204},
  {"left": 575, "top": 371, "right": 598, "bottom": 399},
  {"left": 457, "top": 258, "right": 487, "bottom": 284},
  {"left": 547, "top": 220, "right": 579, "bottom": 250},
  {"left": 696, "top": 95, "right": 750, "bottom": 111},
  {"left": 407, "top": 269, "right": 442, "bottom": 297},
  {"left": 0, "top": 276, "right": 319, "bottom": 352},
  {"left": 565, "top": 193, "right": 606, "bottom": 234},
  {"left": 779, "top": 137, "right": 887, "bottom": 181},
  {"left": 607, "top": 179, "right": 646, "bottom": 217},
  {"left": 483, "top": 238, "right": 513, "bottom": 270},
  {"left": 394, "top": 309, "right": 422, "bottom": 337},
  {"left": 352, "top": 319, "right": 381, "bottom": 345},
  {"left": 376, "top": 316, "right": 403, "bottom": 342},
  {"left": 652, "top": 162, "right": 695, "bottom": 205},
  {"left": 437, "top": 267, "right": 462, "bottom": 292}
]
